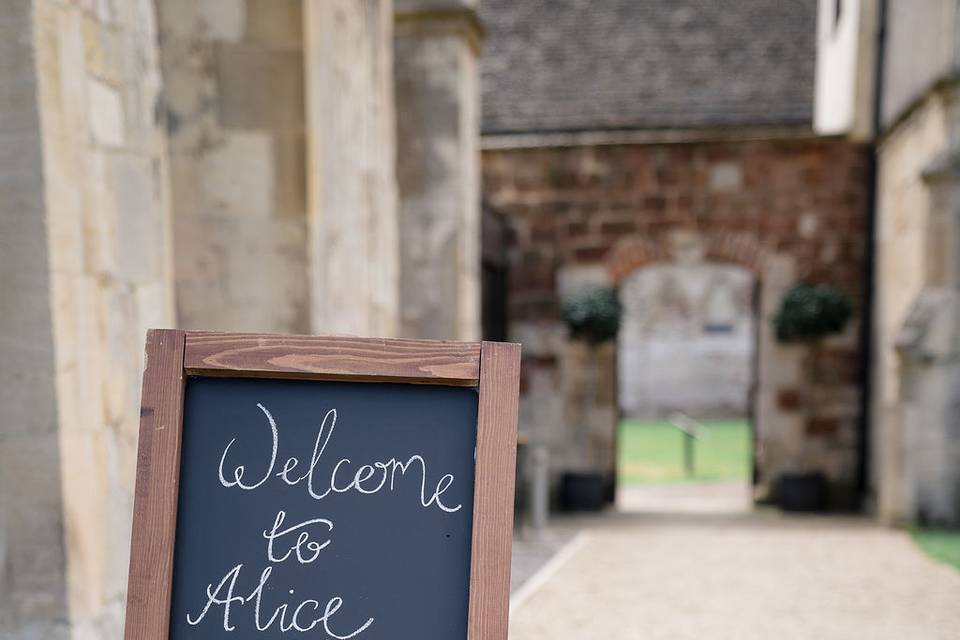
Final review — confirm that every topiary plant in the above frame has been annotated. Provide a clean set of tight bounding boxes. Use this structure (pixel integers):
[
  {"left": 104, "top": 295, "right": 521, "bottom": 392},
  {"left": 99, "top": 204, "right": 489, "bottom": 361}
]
[
  {"left": 562, "top": 286, "right": 623, "bottom": 344},
  {"left": 774, "top": 283, "right": 853, "bottom": 343}
]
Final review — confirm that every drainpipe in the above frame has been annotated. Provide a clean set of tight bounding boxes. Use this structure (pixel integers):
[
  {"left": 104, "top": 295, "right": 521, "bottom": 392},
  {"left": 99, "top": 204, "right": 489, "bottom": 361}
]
[{"left": 856, "top": 0, "right": 886, "bottom": 510}]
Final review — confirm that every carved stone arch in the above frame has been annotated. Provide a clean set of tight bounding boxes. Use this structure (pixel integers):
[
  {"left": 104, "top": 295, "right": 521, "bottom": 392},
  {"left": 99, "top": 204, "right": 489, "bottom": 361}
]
[{"left": 606, "top": 230, "right": 769, "bottom": 284}]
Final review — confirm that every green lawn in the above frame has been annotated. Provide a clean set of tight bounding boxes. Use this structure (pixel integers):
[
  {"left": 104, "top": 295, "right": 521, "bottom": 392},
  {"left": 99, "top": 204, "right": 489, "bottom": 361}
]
[
  {"left": 912, "top": 529, "right": 960, "bottom": 572},
  {"left": 617, "top": 418, "right": 751, "bottom": 484}
]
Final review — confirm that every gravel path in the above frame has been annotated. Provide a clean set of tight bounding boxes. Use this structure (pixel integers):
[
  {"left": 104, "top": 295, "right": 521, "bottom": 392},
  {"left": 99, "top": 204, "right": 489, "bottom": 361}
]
[
  {"left": 617, "top": 479, "right": 752, "bottom": 514},
  {"left": 509, "top": 511, "right": 960, "bottom": 639}
]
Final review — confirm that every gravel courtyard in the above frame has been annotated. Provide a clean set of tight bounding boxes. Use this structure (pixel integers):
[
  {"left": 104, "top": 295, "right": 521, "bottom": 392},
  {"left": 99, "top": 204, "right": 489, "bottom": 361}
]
[{"left": 509, "top": 511, "right": 960, "bottom": 639}]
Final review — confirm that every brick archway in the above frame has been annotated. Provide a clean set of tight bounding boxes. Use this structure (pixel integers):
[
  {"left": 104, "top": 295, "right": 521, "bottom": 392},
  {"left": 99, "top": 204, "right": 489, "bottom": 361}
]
[{"left": 606, "top": 230, "right": 768, "bottom": 284}]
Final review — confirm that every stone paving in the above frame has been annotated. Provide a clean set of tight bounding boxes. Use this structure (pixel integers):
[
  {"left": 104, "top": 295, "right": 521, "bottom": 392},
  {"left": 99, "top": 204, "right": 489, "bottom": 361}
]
[
  {"left": 510, "top": 498, "right": 960, "bottom": 639},
  {"left": 511, "top": 525, "right": 582, "bottom": 594}
]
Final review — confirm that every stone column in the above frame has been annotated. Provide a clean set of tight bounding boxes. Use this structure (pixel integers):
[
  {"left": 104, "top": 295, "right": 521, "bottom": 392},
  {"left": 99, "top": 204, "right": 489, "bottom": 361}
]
[
  {"left": 304, "top": 0, "right": 399, "bottom": 337},
  {"left": 1, "top": 0, "right": 176, "bottom": 637},
  {"left": 394, "top": 0, "right": 483, "bottom": 340},
  {"left": 157, "top": 0, "right": 311, "bottom": 333}
]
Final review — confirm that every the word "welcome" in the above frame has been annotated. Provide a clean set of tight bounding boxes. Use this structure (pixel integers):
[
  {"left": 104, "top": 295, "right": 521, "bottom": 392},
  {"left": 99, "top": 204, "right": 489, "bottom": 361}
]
[{"left": 218, "top": 404, "right": 463, "bottom": 513}]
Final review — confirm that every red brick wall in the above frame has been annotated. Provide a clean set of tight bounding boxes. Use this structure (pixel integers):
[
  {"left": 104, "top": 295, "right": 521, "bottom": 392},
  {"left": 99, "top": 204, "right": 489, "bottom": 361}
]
[
  {"left": 483, "top": 137, "right": 869, "bottom": 322},
  {"left": 483, "top": 137, "right": 871, "bottom": 504}
]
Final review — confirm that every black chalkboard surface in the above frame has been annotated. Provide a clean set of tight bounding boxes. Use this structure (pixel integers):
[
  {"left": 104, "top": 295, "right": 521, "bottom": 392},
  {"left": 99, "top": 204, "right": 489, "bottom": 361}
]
[{"left": 169, "top": 377, "right": 478, "bottom": 639}]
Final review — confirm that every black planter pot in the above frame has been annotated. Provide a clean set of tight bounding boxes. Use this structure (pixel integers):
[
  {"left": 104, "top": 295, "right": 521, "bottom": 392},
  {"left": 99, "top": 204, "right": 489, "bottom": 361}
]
[
  {"left": 560, "top": 472, "right": 606, "bottom": 512},
  {"left": 775, "top": 472, "right": 826, "bottom": 512}
]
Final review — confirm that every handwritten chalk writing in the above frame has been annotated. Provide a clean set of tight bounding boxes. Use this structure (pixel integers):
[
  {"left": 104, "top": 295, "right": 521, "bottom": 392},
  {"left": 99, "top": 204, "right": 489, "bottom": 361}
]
[
  {"left": 187, "top": 563, "right": 374, "bottom": 637},
  {"left": 187, "top": 400, "right": 468, "bottom": 636},
  {"left": 262, "top": 510, "right": 333, "bottom": 564},
  {"left": 218, "top": 405, "right": 462, "bottom": 513},
  {"left": 186, "top": 563, "right": 245, "bottom": 631},
  {"left": 218, "top": 403, "right": 278, "bottom": 490}
]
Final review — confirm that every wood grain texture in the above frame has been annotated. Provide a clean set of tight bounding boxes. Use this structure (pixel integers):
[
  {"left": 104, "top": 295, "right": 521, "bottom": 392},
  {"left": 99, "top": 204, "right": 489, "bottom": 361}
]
[
  {"left": 468, "top": 341, "right": 522, "bottom": 640},
  {"left": 184, "top": 331, "right": 481, "bottom": 385},
  {"left": 123, "top": 329, "right": 186, "bottom": 640}
]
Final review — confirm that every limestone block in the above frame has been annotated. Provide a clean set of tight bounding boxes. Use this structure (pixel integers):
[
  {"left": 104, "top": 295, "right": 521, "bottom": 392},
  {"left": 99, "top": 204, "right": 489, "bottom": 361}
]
[
  {"left": 560, "top": 340, "right": 618, "bottom": 474},
  {"left": 216, "top": 43, "right": 304, "bottom": 131},
  {"left": 118, "top": 14, "right": 164, "bottom": 151},
  {"left": 53, "top": 7, "right": 86, "bottom": 138},
  {"left": 755, "top": 411, "right": 806, "bottom": 477},
  {"left": 510, "top": 320, "right": 566, "bottom": 358},
  {"left": 245, "top": 0, "right": 302, "bottom": 49},
  {"left": 100, "top": 285, "right": 139, "bottom": 427},
  {"left": 557, "top": 265, "right": 610, "bottom": 301},
  {"left": 896, "top": 288, "right": 959, "bottom": 363},
  {"left": 59, "top": 430, "right": 109, "bottom": 621},
  {"left": 165, "top": 147, "right": 206, "bottom": 216},
  {"left": 82, "top": 150, "right": 116, "bottom": 277},
  {"left": 198, "top": 0, "right": 246, "bottom": 41},
  {"left": 798, "top": 211, "right": 819, "bottom": 238},
  {"left": 43, "top": 145, "right": 85, "bottom": 276},
  {"left": 173, "top": 213, "right": 309, "bottom": 333},
  {"left": 709, "top": 161, "right": 742, "bottom": 192},
  {"left": 155, "top": 0, "right": 203, "bottom": 38},
  {"left": 83, "top": 15, "right": 123, "bottom": 85},
  {"left": 95, "top": 0, "right": 117, "bottom": 25},
  {"left": 87, "top": 78, "right": 125, "bottom": 147},
  {"left": 273, "top": 132, "right": 306, "bottom": 218},
  {"left": 518, "top": 363, "right": 563, "bottom": 438},
  {"left": 200, "top": 131, "right": 273, "bottom": 217},
  {"left": 155, "top": 34, "right": 220, "bottom": 153},
  {"left": 111, "top": 154, "right": 163, "bottom": 283},
  {"left": 761, "top": 343, "right": 805, "bottom": 387},
  {"left": 50, "top": 273, "right": 107, "bottom": 438},
  {"left": 115, "top": 0, "right": 157, "bottom": 38},
  {"left": 759, "top": 253, "right": 796, "bottom": 316}
]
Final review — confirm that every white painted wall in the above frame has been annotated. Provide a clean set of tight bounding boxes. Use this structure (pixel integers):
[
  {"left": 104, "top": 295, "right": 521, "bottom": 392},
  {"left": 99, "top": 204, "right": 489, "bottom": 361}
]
[{"left": 815, "top": 0, "right": 861, "bottom": 134}]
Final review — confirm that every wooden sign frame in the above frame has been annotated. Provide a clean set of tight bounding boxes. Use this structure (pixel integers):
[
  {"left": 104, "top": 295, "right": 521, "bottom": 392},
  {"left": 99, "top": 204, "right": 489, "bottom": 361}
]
[{"left": 124, "top": 329, "right": 521, "bottom": 640}]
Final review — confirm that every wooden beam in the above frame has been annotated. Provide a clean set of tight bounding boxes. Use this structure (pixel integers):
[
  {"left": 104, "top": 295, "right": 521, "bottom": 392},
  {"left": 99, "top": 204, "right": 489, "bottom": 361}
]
[
  {"left": 183, "top": 332, "right": 481, "bottom": 386},
  {"left": 123, "top": 329, "right": 186, "bottom": 640}
]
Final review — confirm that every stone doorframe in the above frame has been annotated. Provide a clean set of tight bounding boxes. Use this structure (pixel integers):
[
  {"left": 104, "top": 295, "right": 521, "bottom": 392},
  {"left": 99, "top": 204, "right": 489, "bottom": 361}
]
[{"left": 606, "top": 230, "right": 807, "bottom": 499}]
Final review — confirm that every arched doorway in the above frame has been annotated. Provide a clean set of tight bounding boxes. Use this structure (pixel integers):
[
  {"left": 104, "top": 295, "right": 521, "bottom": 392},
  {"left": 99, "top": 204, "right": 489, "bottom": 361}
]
[
  {"left": 608, "top": 231, "right": 766, "bottom": 513},
  {"left": 619, "top": 262, "right": 754, "bottom": 417}
]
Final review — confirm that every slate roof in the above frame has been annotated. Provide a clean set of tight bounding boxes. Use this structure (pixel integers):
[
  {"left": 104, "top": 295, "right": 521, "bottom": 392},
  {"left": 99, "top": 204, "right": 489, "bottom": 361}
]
[{"left": 480, "top": 0, "right": 816, "bottom": 135}]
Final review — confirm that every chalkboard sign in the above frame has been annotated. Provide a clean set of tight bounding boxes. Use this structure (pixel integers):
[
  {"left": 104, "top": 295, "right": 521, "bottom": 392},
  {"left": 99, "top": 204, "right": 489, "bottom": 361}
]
[{"left": 124, "top": 331, "right": 520, "bottom": 640}]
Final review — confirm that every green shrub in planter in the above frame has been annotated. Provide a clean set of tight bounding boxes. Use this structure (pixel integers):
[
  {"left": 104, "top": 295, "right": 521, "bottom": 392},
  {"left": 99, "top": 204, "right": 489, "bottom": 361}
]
[
  {"left": 774, "top": 283, "right": 853, "bottom": 343},
  {"left": 562, "top": 286, "right": 622, "bottom": 344}
]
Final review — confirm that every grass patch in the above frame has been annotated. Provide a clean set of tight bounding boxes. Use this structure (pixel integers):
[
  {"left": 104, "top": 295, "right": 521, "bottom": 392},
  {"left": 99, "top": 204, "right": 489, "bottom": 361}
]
[
  {"left": 618, "top": 418, "right": 750, "bottom": 484},
  {"left": 912, "top": 529, "right": 960, "bottom": 571}
]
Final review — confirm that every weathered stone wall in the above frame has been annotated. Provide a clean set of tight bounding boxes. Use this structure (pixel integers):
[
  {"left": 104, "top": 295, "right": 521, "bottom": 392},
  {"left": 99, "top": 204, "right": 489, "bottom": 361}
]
[
  {"left": 874, "top": 83, "right": 960, "bottom": 524},
  {"left": 896, "top": 289, "right": 960, "bottom": 526},
  {"left": 0, "top": 2, "right": 69, "bottom": 637},
  {"left": 394, "top": 1, "right": 482, "bottom": 339},
  {"left": 158, "top": 0, "right": 310, "bottom": 333},
  {"left": 873, "top": 91, "right": 948, "bottom": 521},
  {"left": 483, "top": 137, "right": 870, "bottom": 503},
  {"left": 0, "top": 0, "right": 176, "bottom": 637},
  {"left": 0, "top": 1, "right": 483, "bottom": 636},
  {"left": 37, "top": 0, "right": 176, "bottom": 635}
]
